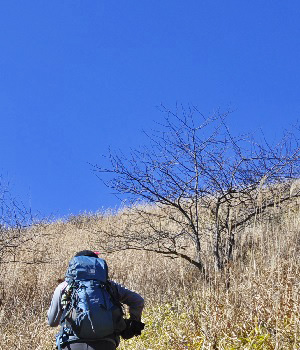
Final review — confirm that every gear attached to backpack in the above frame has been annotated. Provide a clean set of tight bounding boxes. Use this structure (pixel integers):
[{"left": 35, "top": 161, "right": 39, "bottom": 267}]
[{"left": 56, "top": 256, "right": 126, "bottom": 349}]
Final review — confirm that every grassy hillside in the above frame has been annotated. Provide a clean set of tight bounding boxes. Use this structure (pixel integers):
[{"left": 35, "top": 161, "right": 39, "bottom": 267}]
[{"left": 0, "top": 200, "right": 299, "bottom": 349}]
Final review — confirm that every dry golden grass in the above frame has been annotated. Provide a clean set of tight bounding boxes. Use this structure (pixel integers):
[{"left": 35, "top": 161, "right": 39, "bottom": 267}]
[{"left": 0, "top": 201, "right": 299, "bottom": 349}]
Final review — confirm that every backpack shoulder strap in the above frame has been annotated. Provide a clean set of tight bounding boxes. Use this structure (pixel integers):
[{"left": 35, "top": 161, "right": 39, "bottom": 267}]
[
  {"left": 106, "top": 280, "right": 124, "bottom": 314},
  {"left": 59, "top": 281, "right": 76, "bottom": 325}
]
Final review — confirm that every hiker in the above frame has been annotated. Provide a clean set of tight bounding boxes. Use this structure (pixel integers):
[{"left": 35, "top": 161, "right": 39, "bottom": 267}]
[{"left": 48, "top": 250, "right": 145, "bottom": 350}]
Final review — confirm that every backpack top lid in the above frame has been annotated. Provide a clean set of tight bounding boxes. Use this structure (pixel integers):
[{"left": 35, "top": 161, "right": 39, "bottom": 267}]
[{"left": 65, "top": 256, "right": 108, "bottom": 283}]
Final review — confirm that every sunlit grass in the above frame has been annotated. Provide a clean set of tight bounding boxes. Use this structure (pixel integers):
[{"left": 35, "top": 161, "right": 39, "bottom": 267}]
[{"left": 0, "top": 201, "right": 299, "bottom": 349}]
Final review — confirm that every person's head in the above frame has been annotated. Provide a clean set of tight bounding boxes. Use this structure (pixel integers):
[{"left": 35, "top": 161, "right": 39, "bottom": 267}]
[{"left": 74, "top": 250, "right": 99, "bottom": 258}]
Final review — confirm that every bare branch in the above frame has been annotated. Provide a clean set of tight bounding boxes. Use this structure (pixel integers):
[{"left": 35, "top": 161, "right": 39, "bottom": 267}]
[{"left": 92, "top": 107, "right": 300, "bottom": 277}]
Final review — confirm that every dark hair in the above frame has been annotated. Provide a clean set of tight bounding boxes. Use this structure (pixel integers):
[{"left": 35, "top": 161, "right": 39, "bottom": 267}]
[{"left": 74, "top": 250, "right": 98, "bottom": 258}]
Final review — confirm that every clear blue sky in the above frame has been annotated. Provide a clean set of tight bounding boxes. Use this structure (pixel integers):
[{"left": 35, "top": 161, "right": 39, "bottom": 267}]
[{"left": 1, "top": 1, "right": 300, "bottom": 219}]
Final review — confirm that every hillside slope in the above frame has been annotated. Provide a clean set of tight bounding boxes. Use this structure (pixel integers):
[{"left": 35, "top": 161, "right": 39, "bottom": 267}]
[{"left": 0, "top": 202, "right": 299, "bottom": 349}]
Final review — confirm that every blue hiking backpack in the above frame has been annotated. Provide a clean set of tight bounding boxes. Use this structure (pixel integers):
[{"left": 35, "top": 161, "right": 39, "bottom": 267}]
[{"left": 56, "top": 256, "right": 126, "bottom": 349}]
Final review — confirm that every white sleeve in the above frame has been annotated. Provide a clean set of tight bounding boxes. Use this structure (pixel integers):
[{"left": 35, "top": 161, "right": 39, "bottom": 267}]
[{"left": 47, "top": 282, "right": 66, "bottom": 327}]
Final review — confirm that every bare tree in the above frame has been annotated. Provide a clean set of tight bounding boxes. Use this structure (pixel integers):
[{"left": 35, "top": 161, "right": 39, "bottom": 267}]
[
  {"left": 93, "top": 107, "right": 300, "bottom": 277},
  {"left": 0, "top": 178, "right": 37, "bottom": 263}
]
